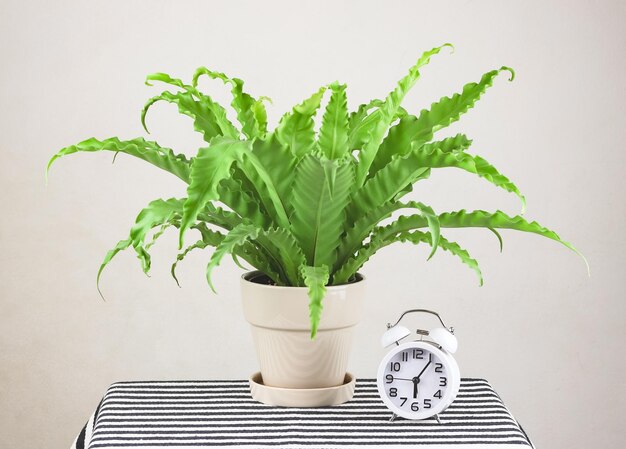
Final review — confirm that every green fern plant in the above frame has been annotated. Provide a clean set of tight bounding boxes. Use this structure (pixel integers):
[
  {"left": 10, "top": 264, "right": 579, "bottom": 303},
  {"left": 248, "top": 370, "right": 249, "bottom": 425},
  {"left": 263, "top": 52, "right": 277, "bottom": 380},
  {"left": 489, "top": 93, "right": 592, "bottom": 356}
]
[{"left": 48, "top": 44, "right": 586, "bottom": 337}]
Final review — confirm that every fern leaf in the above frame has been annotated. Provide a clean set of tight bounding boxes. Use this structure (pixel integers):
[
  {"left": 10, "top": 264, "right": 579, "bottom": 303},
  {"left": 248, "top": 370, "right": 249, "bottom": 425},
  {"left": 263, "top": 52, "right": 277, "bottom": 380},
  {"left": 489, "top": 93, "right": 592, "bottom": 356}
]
[
  {"left": 129, "top": 198, "right": 185, "bottom": 273},
  {"left": 252, "top": 97, "right": 270, "bottom": 138},
  {"left": 398, "top": 231, "right": 483, "bottom": 285},
  {"left": 145, "top": 221, "right": 172, "bottom": 251},
  {"left": 488, "top": 227, "right": 504, "bottom": 252},
  {"left": 197, "top": 203, "right": 246, "bottom": 230},
  {"left": 334, "top": 228, "right": 481, "bottom": 285},
  {"left": 333, "top": 232, "right": 398, "bottom": 284},
  {"left": 438, "top": 210, "right": 583, "bottom": 262},
  {"left": 255, "top": 228, "right": 307, "bottom": 286},
  {"left": 412, "top": 143, "right": 526, "bottom": 211},
  {"left": 238, "top": 242, "right": 285, "bottom": 285},
  {"left": 336, "top": 200, "right": 449, "bottom": 275},
  {"left": 48, "top": 137, "right": 191, "bottom": 183},
  {"left": 180, "top": 138, "right": 251, "bottom": 247},
  {"left": 96, "top": 239, "right": 131, "bottom": 298},
  {"left": 348, "top": 102, "right": 408, "bottom": 151},
  {"left": 334, "top": 201, "right": 408, "bottom": 274},
  {"left": 192, "top": 67, "right": 265, "bottom": 139},
  {"left": 300, "top": 265, "right": 330, "bottom": 339},
  {"left": 182, "top": 135, "right": 289, "bottom": 248},
  {"left": 413, "top": 202, "right": 440, "bottom": 260},
  {"left": 370, "top": 119, "right": 472, "bottom": 177},
  {"left": 144, "top": 72, "right": 240, "bottom": 139},
  {"left": 318, "top": 82, "right": 349, "bottom": 160},
  {"left": 205, "top": 224, "right": 260, "bottom": 292},
  {"left": 97, "top": 197, "right": 248, "bottom": 294},
  {"left": 355, "top": 44, "right": 453, "bottom": 186},
  {"left": 252, "top": 134, "right": 297, "bottom": 212},
  {"left": 218, "top": 178, "right": 269, "bottom": 228},
  {"left": 145, "top": 72, "right": 186, "bottom": 89},
  {"left": 237, "top": 149, "right": 291, "bottom": 230},
  {"left": 375, "top": 209, "right": 587, "bottom": 271},
  {"left": 351, "top": 136, "right": 524, "bottom": 221},
  {"left": 171, "top": 227, "right": 225, "bottom": 286},
  {"left": 171, "top": 239, "right": 211, "bottom": 287},
  {"left": 347, "top": 99, "right": 383, "bottom": 150},
  {"left": 291, "top": 156, "right": 354, "bottom": 267},
  {"left": 276, "top": 86, "right": 326, "bottom": 157},
  {"left": 141, "top": 90, "right": 238, "bottom": 141},
  {"left": 349, "top": 151, "right": 430, "bottom": 221}
]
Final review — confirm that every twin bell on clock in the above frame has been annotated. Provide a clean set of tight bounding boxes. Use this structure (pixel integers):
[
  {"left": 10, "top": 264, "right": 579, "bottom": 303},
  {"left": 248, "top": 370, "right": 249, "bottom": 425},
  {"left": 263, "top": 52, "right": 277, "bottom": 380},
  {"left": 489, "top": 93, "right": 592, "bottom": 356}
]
[{"left": 376, "top": 309, "right": 460, "bottom": 421}]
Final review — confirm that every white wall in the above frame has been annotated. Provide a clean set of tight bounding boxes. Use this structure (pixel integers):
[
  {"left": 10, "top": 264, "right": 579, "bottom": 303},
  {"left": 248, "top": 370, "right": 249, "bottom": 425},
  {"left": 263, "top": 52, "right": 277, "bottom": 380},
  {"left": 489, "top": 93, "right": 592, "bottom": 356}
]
[{"left": 1, "top": 0, "right": 624, "bottom": 448}]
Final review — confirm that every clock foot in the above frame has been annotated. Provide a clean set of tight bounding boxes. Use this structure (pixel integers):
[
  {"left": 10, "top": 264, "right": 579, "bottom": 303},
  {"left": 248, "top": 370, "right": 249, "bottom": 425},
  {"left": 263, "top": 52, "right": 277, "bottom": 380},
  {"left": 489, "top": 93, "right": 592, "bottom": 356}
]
[
  {"left": 389, "top": 413, "right": 398, "bottom": 422},
  {"left": 435, "top": 414, "right": 442, "bottom": 424}
]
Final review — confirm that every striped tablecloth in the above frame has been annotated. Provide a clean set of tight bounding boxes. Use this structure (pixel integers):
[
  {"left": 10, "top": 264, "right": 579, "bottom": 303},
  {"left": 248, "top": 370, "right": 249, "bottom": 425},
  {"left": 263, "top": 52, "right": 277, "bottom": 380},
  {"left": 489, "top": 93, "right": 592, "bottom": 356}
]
[{"left": 72, "top": 378, "right": 534, "bottom": 449}]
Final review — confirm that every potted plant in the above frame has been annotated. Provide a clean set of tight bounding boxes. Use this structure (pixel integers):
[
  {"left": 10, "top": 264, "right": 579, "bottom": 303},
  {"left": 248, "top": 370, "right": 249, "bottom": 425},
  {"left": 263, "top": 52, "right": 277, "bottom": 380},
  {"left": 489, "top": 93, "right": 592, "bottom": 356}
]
[{"left": 48, "top": 44, "right": 585, "bottom": 406}]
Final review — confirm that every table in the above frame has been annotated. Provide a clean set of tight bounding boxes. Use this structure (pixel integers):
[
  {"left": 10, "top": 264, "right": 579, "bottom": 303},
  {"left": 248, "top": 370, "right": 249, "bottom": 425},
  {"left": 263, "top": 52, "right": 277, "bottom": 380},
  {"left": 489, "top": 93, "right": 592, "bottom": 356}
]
[{"left": 72, "top": 378, "right": 534, "bottom": 449}]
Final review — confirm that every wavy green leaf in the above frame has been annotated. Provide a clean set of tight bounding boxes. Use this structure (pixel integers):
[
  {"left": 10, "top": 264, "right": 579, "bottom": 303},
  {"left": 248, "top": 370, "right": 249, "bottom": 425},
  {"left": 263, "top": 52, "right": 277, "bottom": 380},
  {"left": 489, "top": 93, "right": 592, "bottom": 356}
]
[
  {"left": 96, "top": 239, "right": 131, "bottom": 298},
  {"left": 252, "top": 134, "right": 297, "bottom": 212},
  {"left": 318, "top": 82, "right": 349, "bottom": 160},
  {"left": 355, "top": 44, "right": 453, "bottom": 186},
  {"left": 413, "top": 203, "right": 440, "bottom": 260},
  {"left": 370, "top": 121, "right": 472, "bottom": 178},
  {"left": 301, "top": 264, "right": 330, "bottom": 338},
  {"left": 334, "top": 200, "right": 445, "bottom": 275},
  {"left": 255, "top": 228, "right": 307, "bottom": 286},
  {"left": 411, "top": 143, "right": 526, "bottom": 211},
  {"left": 171, "top": 227, "right": 225, "bottom": 286},
  {"left": 47, "top": 137, "right": 191, "bottom": 183},
  {"left": 348, "top": 101, "right": 408, "bottom": 151},
  {"left": 333, "top": 232, "right": 397, "bottom": 284},
  {"left": 351, "top": 135, "right": 524, "bottom": 222},
  {"left": 171, "top": 239, "right": 211, "bottom": 287},
  {"left": 488, "top": 227, "right": 504, "bottom": 252},
  {"left": 376, "top": 209, "right": 587, "bottom": 271},
  {"left": 252, "top": 97, "right": 270, "bottom": 138},
  {"left": 181, "top": 135, "right": 288, "bottom": 247},
  {"left": 192, "top": 67, "right": 265, "bottom": 138},
  {"left": 145, "top": 72, "right": 186, "bottom": 89},
  {"left": 218, "top": 177, "right": 269, "bottom": 228},
  {"left": 276, "top": 86, "right": 326, "bottom": 157},
  {"left": 141, "top": 90, "right": 236, "bottom": 141},
  {"left": 237, "top": 149, "right": 291, "bottom": 230},
  {"left": 180, "top": 138, "right": 251, "bottom": 247},
  {"left": 96, "top": 197, "right": 248, "bottom": 294},
  {"left": 198, "top": 203, "right": 245, "bottom": 230},
  {"left": 397, "top": 231, "right": 483, "bottom": 285},
  {"left": 145, "top": 221, "right": 172, "bottom": 251},
  {"left": 291, "top": 156, "right": 354, "bottom": 267},
  {"left": 129, "top": 198, "right": 185, "bottom": 273},
  {"left": 347, "top": 99, "right": 383, "bottom": 150},
  {"left": 335, "top": 227, "right": 481, "bottom": 285},
  {"left": 334, "top": 201, "right": 408, "bottom": 274},
  {"left": 145, "top": 72, "right": 239, "bottom": 139},
  {"left": 205, "top": 224, "right": 260, "bottom": 292},
  {"left": 238, "top": 242, "right": 285, "bottom": 285}
]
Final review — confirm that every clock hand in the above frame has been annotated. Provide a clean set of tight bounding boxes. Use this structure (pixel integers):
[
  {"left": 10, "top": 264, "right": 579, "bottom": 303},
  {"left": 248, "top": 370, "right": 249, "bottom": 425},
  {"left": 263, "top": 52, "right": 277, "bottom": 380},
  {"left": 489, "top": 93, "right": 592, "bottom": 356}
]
[
  {"left": 416, "top": 353, "right": 433, "bottom": 381},
  {"left": 413, "top": 378, "right": 418, "bottom": 399},
  {"left": 393, "top": 377, "right": 414, "bottom": 382}
]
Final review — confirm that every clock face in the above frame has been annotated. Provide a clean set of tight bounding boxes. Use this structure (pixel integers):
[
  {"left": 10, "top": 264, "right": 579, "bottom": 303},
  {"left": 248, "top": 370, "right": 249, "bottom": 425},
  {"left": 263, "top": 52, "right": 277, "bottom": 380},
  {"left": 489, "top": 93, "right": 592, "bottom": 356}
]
[{"left": 377, "top": 342, "right": 458, "bottom": 419}]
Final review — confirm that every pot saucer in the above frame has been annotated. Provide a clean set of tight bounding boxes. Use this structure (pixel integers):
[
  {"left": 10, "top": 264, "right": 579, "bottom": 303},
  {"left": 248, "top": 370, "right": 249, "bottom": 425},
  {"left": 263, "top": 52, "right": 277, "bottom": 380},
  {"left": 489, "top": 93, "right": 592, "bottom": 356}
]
[{"left": 249, "top": 372, "right": 356, "bottom": 407}]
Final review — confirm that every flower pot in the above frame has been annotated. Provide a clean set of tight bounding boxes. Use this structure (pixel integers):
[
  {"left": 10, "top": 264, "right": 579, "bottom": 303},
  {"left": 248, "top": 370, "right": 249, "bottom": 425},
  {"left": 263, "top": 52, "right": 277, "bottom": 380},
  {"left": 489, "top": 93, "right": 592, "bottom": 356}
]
[{"left": 241, "top": 271, "right": 365, "bottom": 406}]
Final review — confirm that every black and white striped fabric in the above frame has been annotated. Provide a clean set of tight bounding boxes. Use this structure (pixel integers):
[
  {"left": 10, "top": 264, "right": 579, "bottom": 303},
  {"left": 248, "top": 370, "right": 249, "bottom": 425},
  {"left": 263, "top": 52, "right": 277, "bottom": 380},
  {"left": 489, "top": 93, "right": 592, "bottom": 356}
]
[{"left": 72, "top": 378, "right": 533, "bottom": 449}]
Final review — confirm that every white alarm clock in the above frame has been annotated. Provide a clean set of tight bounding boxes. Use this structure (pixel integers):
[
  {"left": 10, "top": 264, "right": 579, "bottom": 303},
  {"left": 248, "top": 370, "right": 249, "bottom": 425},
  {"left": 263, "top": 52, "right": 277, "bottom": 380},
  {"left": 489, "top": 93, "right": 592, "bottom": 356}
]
[{"left": 377, "top": 309, "right": 460, "bottom": 421}]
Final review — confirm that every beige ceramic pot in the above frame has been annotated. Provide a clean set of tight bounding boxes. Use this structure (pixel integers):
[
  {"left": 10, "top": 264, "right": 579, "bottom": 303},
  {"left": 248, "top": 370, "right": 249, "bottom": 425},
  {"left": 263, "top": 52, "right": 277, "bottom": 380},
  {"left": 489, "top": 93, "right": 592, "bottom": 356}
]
[{"left": 241, "top": 271, "right": 365, "bottom": 402}]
